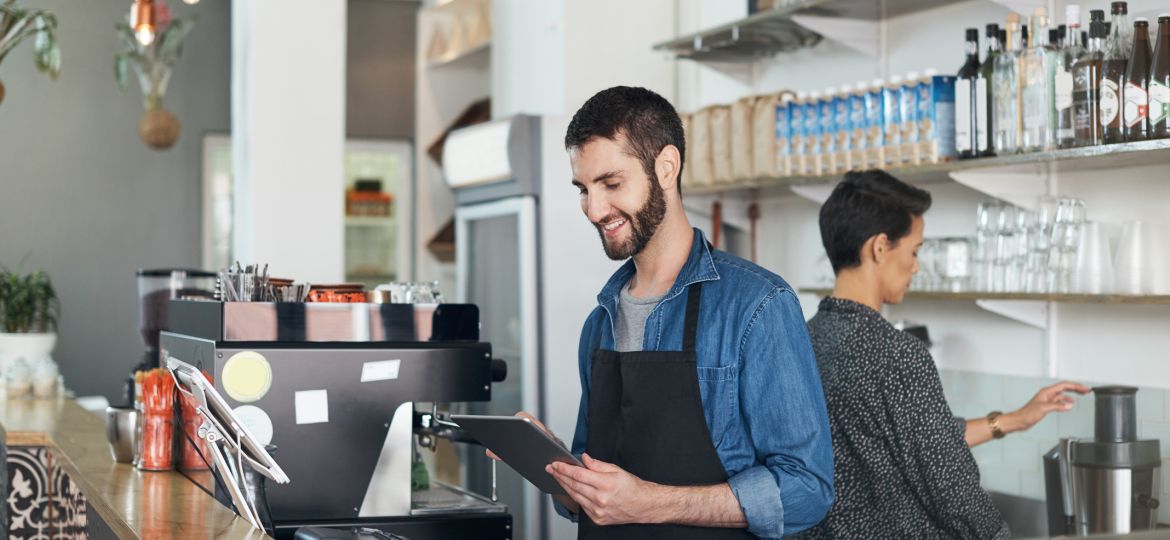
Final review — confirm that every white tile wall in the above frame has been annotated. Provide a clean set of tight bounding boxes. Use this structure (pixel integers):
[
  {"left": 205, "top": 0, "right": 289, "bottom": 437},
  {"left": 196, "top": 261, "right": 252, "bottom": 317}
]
[{"left": 940, "top": 369, "right": 1170, "bottom": 524}]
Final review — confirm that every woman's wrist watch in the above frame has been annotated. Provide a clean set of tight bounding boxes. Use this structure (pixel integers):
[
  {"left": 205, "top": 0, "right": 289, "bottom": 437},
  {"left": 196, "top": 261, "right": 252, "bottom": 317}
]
[{"left": 986, "top": 411, "right": 1006, "bottom": 439}]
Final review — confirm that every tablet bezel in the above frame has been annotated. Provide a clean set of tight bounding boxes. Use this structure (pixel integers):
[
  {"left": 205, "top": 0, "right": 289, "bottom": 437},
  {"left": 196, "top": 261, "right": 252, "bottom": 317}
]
[{"left": 451, "top": 414, "right": 583, "bottom": 495}]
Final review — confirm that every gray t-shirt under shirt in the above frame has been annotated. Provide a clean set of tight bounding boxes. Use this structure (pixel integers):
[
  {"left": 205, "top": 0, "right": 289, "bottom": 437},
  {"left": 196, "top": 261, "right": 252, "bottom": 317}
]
[{"left": 614, "top": 280, "right": 665, "bottom": 352}]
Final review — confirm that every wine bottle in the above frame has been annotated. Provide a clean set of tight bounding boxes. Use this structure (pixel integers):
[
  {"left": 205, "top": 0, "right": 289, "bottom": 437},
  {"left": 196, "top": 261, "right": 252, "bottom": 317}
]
[
  {"left": 1150, "top": 14, "right": 1170, "bottom": 138},
  {"left": 1073, "top": 10, "right": 1106, "bottom": 146},
  {"left": 1055, "top": 5, "right": 1084, "bottom": 147},
  {"left": 956, "top": 28, "right": 981, "bottom": 158},
  {"left": 1123, "top": 18, "right": 1152, "bottom": 140},
  {"left": 1102, "top": 1, "right": 1131, "bottom": 143}
]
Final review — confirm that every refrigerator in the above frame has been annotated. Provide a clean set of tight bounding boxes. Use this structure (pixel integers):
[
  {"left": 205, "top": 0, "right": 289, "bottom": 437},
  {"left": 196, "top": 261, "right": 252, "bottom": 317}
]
[{"left": 443, "top": 115, "right": 545, "bottom": 540}]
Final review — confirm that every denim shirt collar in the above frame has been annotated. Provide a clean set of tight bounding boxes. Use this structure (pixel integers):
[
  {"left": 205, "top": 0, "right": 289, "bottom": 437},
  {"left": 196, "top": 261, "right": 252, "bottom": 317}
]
[{"left": 596, "top": 228, "right": 721, "bottom": 309}]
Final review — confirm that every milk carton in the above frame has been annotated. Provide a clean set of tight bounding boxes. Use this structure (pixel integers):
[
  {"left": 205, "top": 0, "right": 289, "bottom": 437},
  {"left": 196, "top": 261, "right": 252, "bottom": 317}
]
[
  {"left": 834, "top": 85, "right": 853, "bottom": 173},
  {"left": 850, "top": 82, "right": 868, "bottom": 171},
  {"left": 900, "top": 72, "right": 920, "bottom": 166},
  {"left": 789, "top": 93, "right": 807, "bottom": 176},
  {"left": 775, "top": 94, "right": 794, "bottom": 176},
  {"left": 818, "top": 89, "right": 835, "bottom": 175},
  {"left": 805, "top": 91, "right": 823, "bottom": 175},
  {"left": 882, "top": 77, "right": 903, "bottom": 166},
  {"left": 866, "top": 79, "right": 885, "bottom": 168},
  {"left": 917, "top": 70, "right": 958, "bottom": 164}
]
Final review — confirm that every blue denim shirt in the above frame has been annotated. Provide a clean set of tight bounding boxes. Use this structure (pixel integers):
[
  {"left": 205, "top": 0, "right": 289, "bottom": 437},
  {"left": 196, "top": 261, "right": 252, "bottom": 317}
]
[{"left": 556, "top": 228, "right": 834, "bottom": 539}]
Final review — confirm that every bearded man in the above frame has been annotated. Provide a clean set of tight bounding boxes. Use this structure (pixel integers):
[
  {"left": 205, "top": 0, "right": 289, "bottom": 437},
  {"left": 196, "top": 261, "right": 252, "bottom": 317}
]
[{"left": 506, "top": 86, "right": 835, "bottom": 540}]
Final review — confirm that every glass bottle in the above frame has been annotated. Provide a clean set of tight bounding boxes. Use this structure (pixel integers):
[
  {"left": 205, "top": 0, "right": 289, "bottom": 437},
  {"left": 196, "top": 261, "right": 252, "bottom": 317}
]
[
  {"left": 994, "top": 14, "right": 1021, "bottom": 154},
  {"left": 1151, "top": 15, "right": 1170, "bottom": 139},
  {"left": 956, "top": 28, "right": 982, "bottom": 158},
  {"left": 1073, "top": 10, "right": 1107, "bottom": 146},
  {"left": 979, "top": 24, "right": 1000, "bottom": 156},
  {"left": 1055, "top": 5, "right": 1084, "bottom": 148},
  {"left": 1102, "top": 1, "right": 1131, "bottom": 143},
  {"left": 1123, "top": 18, "right": 1152, "bottom": 140},
  {"left": 1021, "top": 9, "right": 1055, "bottom": 152}
]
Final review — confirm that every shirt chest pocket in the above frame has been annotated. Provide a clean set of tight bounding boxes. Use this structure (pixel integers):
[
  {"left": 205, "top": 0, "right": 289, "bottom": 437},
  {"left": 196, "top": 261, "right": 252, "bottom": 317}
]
[{"left": 696, "top": 364, "right": 738, "bottom": 448}]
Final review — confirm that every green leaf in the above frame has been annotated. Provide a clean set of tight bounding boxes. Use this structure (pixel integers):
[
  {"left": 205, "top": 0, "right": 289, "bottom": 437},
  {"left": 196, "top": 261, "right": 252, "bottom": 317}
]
[
  {"left": 157, "top": 16, "right": 196, "bottom": 65},
  {"left": 114, "top": 52, "right": 130, "bottom": 89}
]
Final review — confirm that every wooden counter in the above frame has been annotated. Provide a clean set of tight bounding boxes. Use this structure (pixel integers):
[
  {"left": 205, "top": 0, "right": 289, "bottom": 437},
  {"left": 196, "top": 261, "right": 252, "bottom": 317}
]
[{"left": 0, "top": 396, "right": 266, "bottom": 539}]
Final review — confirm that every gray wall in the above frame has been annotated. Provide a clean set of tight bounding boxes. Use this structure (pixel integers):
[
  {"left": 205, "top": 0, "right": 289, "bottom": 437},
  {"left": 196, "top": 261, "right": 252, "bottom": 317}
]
[
  {"left": 0, "top": 0, "right": 231, "bottom": 402},
  {"left": 347, "top": 0, "right": 417, "bottom": 139}
]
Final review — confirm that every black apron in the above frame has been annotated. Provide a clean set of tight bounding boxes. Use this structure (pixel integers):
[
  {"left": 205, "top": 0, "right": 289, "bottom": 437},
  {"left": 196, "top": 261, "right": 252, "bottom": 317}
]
[{"left": 579, "top": 283, "right": 756, "bottom": 540}]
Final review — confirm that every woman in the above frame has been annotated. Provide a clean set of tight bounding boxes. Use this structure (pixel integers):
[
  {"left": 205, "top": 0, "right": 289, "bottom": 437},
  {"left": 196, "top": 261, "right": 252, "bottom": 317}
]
[{"left": 797, "top": 170, "right": 1089, "bottom": 539}]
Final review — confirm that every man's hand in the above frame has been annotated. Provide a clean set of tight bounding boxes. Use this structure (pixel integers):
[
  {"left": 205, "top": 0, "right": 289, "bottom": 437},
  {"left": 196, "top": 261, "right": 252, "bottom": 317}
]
[
  {"left": 547, "top": 453, "right": 661, "bottom": 526},
  {"left": 1005, "top": 381, "right": 1091, "bottom": 433}
]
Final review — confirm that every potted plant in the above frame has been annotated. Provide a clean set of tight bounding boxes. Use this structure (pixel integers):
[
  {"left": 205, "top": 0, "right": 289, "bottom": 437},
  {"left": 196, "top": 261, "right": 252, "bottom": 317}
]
[
  {"left": 115, "top": 1, "right": 195, "bottom": 150},
  {"left": 0, "top": 266, "right": 59, "bottom": 372},
  {"left": 0, "top": 0, "right": 62, "bottom": 105}
]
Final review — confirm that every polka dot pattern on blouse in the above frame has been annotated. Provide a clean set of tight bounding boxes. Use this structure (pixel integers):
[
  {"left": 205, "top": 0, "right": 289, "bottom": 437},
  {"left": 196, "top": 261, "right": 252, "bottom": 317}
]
[{"left": 792, "top": 297, "right": 1009, "bottom": 540}]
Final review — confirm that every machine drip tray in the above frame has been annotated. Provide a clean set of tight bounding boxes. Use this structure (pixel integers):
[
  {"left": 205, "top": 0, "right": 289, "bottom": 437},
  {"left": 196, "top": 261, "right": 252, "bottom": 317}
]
[{"left": 411, "top": 481, "right": 508, "bottom": 516}]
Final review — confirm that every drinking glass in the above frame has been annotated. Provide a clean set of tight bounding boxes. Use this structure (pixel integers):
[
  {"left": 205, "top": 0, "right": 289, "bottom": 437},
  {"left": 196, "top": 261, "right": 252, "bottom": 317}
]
[{"left": 1073, "top": 221, "right": 1114, "bottom": 294}]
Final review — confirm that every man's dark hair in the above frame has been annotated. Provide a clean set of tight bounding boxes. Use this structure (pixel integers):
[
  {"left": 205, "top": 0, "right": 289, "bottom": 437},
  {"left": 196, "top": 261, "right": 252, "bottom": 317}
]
[
  {"left": 565, "top": 86, "right": 686, "bottom": 195},
  {"left": 819, "top": 169, "right": 932, "bottom": 273}
]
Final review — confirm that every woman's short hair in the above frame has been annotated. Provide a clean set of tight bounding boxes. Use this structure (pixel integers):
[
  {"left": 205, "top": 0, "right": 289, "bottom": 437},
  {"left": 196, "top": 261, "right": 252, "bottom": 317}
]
[{"left": 819, "top": 169, "right": 932, "bottom": 273}]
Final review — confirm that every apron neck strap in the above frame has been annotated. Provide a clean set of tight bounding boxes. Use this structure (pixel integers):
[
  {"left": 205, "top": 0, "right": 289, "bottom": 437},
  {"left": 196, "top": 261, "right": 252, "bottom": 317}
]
[{"left": 682, "top": 282, "right": 703, "bottom": 352}]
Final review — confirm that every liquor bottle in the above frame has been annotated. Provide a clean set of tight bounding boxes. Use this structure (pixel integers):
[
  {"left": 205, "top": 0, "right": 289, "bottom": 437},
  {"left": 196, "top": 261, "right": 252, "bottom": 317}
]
[
  {"left": 1102, "top": 2, "right": 1132, "bottom": 143},
  {"left": 978, "top": 24, "right": 1000, "bottom": 156},
  {"left": 1055, "top": 5, "right": 1084, "bottom": 148},
  {"left": 1073, "top": 10, "right": 1107, "bottom": 146},
  {"left": 1123, "top": 18, "right": 1152, "bottom": 140},
  {"left": 994, "top": 14, "right": 1021, "bottom": 154},
  {"left": 1021, "top": 9, "right": 1055, "bottom": 152},
  {"left": 956, "top": 28, "right": 982, "bottom": 158},
  {"left": 1151, "top": 15, "right": 1170, "bottom": 139}
]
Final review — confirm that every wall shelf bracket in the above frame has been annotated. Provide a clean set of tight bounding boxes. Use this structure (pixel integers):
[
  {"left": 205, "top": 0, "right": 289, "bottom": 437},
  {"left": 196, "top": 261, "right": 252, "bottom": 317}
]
[
  {"left": 790, "top": 15, "right": 879, "bottom": 57},
  {"left": 948, "top": 166, "right": 1049, "bottom": 210},
  {"left": 975, "top": 299, "right": 1048, "bottom": 329}
]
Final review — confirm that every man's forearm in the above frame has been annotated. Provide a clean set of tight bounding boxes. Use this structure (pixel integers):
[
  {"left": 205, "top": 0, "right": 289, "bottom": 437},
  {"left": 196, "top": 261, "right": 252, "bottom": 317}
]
[{"left": 645, "top": 482, "right": 747, "bottom": 528}]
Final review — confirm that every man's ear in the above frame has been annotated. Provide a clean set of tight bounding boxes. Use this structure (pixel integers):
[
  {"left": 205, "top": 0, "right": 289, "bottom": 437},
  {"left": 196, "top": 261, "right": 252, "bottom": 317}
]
[{"left": 655, "top": 145, "right": 682, "bottom": 193}]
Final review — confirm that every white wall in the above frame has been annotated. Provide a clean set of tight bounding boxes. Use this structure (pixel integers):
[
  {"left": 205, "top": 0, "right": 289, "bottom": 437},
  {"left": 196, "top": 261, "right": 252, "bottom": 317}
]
[{"left": 231, "top": 0, "right": 347, "bottom": 283}]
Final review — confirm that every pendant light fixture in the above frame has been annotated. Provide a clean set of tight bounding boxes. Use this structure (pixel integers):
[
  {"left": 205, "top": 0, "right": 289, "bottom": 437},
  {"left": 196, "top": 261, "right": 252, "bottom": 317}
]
[{"left": 130, "top": 0, "right": 156, "bottom": 46}]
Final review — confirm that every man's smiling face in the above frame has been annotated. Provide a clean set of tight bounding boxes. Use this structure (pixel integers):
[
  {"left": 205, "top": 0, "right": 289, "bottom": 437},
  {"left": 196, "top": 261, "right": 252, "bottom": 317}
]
[{"left": 570, "top": 135, "right": 666, "bottom": 261}]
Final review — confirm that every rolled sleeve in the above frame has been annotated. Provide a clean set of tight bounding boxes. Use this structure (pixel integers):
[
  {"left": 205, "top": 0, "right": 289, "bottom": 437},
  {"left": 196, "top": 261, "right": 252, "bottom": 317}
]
[
  {"left": 728, "top": 465, "right": 784, "bottom": 539},
  {"left": 735, "top": 289, "right": 834, "bottom": 538}
]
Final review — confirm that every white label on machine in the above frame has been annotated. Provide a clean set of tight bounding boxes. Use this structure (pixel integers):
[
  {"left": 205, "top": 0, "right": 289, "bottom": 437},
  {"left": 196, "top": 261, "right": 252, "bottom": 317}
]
[
  {"left": 295, "top": 389, "right": 330, "bottom": 425},
  {"left": 233, "top": 405, "right": 275, "bottom": 445},
  {"left": 360, "top": 359, "right": 402, "bottom": 382}
]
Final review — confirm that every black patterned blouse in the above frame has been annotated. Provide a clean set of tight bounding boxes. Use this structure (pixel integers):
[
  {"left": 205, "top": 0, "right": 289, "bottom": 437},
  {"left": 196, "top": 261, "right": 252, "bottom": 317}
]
[{"left": 793, "top": 297, "right": 1009, "bottom": 539}]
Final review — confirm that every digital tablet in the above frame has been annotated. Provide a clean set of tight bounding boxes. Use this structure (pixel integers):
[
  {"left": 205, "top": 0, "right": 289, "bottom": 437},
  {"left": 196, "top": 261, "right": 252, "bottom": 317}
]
[{"left": 451, "top": 414, "right": 583, "bottom": 495}]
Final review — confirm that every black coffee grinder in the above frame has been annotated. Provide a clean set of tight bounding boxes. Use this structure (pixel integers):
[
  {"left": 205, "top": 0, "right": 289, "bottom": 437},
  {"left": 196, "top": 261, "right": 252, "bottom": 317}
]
[{"left": 125, "top": 269, "right": 216, "bottom": 404}]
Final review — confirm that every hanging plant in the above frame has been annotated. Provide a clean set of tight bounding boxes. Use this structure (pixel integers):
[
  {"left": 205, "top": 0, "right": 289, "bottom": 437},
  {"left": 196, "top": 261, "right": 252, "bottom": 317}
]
[
  {"left": 0, "top": 1, "right": 62, "bottom": 106},
  {"left": 114, "top": 1, "right": 196, "bottom": 150}
]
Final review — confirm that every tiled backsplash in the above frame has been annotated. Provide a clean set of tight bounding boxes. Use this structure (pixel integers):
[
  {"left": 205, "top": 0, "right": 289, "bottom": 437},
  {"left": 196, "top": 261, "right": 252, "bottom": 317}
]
[{"left": 939, "top": 369, "right": 1170, "bottom": 524}]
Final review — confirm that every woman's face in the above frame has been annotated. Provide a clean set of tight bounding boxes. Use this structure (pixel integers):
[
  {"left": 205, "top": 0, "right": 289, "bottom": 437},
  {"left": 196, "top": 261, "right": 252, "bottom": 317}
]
[{"left": 879, "top": 215, "right": 924, "bottom": 304}]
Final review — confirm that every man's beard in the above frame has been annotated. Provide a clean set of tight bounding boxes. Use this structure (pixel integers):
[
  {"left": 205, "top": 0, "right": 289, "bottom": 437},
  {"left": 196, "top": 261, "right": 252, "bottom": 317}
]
[{"left": 596, "top": 178, "right": 667, "bottom": 261}]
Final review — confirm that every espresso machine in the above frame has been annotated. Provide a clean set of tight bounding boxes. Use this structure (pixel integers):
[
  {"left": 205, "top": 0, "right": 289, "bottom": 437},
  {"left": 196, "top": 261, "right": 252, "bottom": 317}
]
[
  {"left": 161, "top": 299, "right": 512, "bottom": 540},
  {"left": 1043, "top": 386, "right": 1162, "bottom": 535}
]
